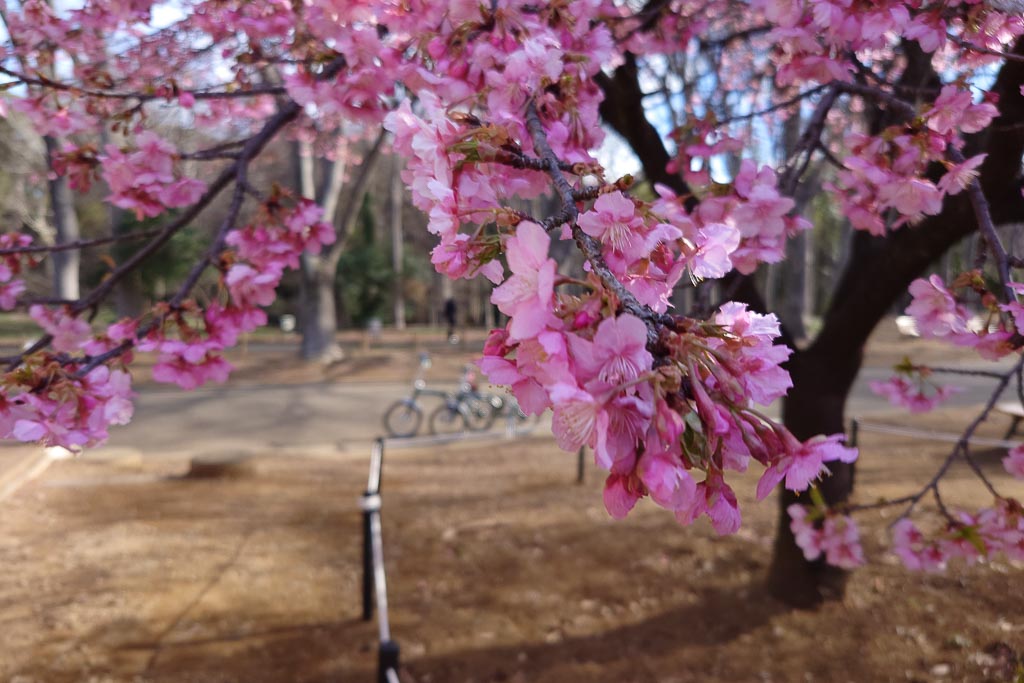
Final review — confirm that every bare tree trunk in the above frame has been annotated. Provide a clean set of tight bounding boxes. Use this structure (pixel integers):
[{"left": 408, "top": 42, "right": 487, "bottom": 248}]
[
  {"left": 44, "top": 136, "right": 80, "bottom": 300},
  {"left": 294, "top": 139, "right": 344, "bottom": 362},
  {"left": 299, "top": 255, "right": 343, "bottom": 361},
  {"left": 389, "top": 157, "right": 406, "bottom": 330},
  {"left": 294, "top": 132, "right": 385, "bottom": 361}
]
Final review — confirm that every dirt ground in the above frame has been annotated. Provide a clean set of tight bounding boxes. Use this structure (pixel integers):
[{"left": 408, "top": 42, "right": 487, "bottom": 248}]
[
  {"left": 1, "top": 319, "right": 1023, "bottom": 682},
  {"left": 1, "top": 413, "right": 1022, "bottom": 683}
]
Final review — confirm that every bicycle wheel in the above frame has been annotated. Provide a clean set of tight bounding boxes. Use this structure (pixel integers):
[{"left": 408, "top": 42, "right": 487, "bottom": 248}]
[
  {"left": 463, "top": 394, "right": 499, "bottom": 431},
  {"left": 383, "top": 401, "right": 423, "bottom": 438},
  {"left": 429, "top": 403, "right": 468, "bottom": 436}
]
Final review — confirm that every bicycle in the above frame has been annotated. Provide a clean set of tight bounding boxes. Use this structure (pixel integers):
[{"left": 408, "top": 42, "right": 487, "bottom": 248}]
[
  {"left": 381, "top": 353, "right": 452, "bottom": 438},
  {"left": 427, "top": 366, "right": 504, "bottom": 435}
]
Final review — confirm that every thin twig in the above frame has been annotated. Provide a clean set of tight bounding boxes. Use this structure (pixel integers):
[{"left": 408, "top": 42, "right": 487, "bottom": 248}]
[
  {"left": 0, "top": 228, "right": 164, "bottom": 256},
  {"left": 949, "top": 147, "right": 1013, "bottom": 302},
  {"left": 6, "top": 56, "right": 349, "bottom": 373},
  {"left": 779, "top": 85, "right": 838, "bottom": 196},
  {"left": 0, "top": 65, "right": 288, "bottom": 102},
  {"left": 719, "top": 84, "right": 830, "bottom": 125},
  {"left": 523, "top": 100, "right": 666, "bottom": 348},
  {"left": 896, "top": 354, "right": 1023, "bottom": 521}
]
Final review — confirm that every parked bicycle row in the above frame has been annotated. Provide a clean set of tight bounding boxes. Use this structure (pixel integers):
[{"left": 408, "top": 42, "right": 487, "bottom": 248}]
[{"left": 382, "top": 353, "right": 537, "bottom": 438}]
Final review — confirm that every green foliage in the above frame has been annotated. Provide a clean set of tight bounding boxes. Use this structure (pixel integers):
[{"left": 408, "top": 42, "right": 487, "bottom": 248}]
[
  {"left": 85, "top": 211, "right": 208, "bottom": 301},
  {"left": 337, "top": 192, "right": 393, "bottom": 326}
]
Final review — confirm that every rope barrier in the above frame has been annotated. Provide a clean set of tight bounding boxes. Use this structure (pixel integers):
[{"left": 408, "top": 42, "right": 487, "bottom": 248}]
[
  {"left": 850, "top": 419, "right": 1021, "bottom": 449},
  {"left": 359, "top": 425, "right": 582, "bottom": 681},
  {"left": 380, "top": 417, "right": 542, "bottom": 450}
]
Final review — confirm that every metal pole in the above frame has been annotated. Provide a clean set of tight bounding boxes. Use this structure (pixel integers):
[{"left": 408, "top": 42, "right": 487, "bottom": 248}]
[
  {"left": 361, "top": 494, "right": 377, "bottom": 621},
  {"left": 577, "top": 446, "right": 585, "bottom": 484},
  {"left": 378, "top": 640, "right": 401, "bottom": 683},
  {"left": 361, "top": 439, "right": 385, "bottom": 621}
]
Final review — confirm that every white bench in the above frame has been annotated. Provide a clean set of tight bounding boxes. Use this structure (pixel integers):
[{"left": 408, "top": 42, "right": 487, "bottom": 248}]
[{"left": 996, "top": 401, "right": 1024, "bottom": 439}]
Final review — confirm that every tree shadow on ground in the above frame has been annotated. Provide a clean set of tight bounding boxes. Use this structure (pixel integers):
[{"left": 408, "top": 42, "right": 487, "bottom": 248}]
[{"left": 401, "top": 584, "right": 786, "bottom": 683}]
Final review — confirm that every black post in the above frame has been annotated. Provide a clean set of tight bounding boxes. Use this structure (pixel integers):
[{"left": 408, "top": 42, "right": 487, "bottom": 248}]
[
  {"left": 378, "top": 640, "right": 401, "bottom": 683},
  {"left": 361, "top": 495, "right": 375, "bottom": 621},
  {"left": 577, "top": 446, "right": 585, "bottom": 484},
  {"left": 849, "top": 418, "right": 859, "bottom": 449}
]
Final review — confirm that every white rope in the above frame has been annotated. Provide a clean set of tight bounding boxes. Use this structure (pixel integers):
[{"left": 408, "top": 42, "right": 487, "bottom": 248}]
[
  {"left": 854, "top": 420, "right": 1021, "bottom": 449},
  {"left": 381, "top": 421, "right": 541, "bottom": 450}
]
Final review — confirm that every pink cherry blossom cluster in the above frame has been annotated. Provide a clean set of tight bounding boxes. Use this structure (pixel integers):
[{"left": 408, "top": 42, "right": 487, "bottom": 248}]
[
  {"left": 383, "top": 2, "right": 618, "bottom": 286},
  {"left": 376, "top": 2, "right": 861, "bottom": 538},
  {"left": 905, "top": 273, "right": 1017, "bottom": 360},
  {"left": 141, "top": 199, "right": 335, "bottom": 390},
  {"left": 282, "top": 13, "right": 399, "bottom": 126},
  {"left": 0, "top": 196, "right": 333, "bottom": 447},
  {"left": 869, "top": 363, "right": 962, "bottom": 414},
  {"left": 656, "top": 153, "right": 811, "bottom": 277},
  {"left": 577, "top": 191, "right": 687, "bottom": 311},
  {"left": 747, "top": 0, "right": 1016, "bottom": 242},
  {"left": 0, "top": 360, "right": 135, "bottom": 450},
  {"left": 892, "top": 501, "right": 1024, "bottom": 572},
  {"left": 829, "top": 128, "right": 990, "bottom": 236},
  {"left": 99, "top": 132, "right": 207, "bottom": 219},
  {"left": 788, "top": 504, "right": 865, "bottom": 569},
  {"left": 0, "top": 306, "right": 133, "bottom": 449},
  {"left": 473, "top": 219, "right": 854, "bottom": 534},
  {"left": 0, "top": 233, "right": 32, "bottom": 311},
  {"left": 755, "top": 0, "right": 1022, "bottom": 86}
]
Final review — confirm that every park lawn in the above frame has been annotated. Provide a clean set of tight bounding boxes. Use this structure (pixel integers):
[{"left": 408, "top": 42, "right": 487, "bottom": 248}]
[{"left": 0, "top": 412, "right": 1021, "bottom": 683}]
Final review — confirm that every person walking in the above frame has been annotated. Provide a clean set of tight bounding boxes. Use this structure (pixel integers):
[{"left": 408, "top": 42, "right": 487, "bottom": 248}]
[{"left": 443, "top": 297, "right": 458, "bottom": 344}]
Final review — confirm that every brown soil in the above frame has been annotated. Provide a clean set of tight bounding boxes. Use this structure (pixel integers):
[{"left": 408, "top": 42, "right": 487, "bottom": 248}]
[{"left": 1, "top": 410, "right": 1022, "bottom": 683}]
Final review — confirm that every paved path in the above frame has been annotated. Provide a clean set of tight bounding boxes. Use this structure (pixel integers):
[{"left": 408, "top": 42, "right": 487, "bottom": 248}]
[
  {"left": 95, "top": 381, "right": 425, "bottom": 457},
  {"left": 87, "top": 357, "right": 1023, "bottom": 459}
]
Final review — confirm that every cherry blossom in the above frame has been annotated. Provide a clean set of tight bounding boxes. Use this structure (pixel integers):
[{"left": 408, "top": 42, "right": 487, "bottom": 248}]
[
  {"left": 1, "top": 0, "right": 1022, "bottom": 574},
  {"left": 869, "top": 375, "right": 962, "bottom": 413},
  {"left": 1004, "top": 445, "right": 1024, "bottom": 480}
]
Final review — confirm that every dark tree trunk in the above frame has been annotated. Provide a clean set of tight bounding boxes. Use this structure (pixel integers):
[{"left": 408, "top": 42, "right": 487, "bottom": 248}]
[
  {"left": 598, "top": 41, "right": 1024, "bottom": 607},
  {"left": 44, "top": 136, "right": 80, "bottom": 300},
  {"left": 766, "top": 39, "right": 1024, "bottom": 604},
  {"left": 768, "top": 344, "right": 861, "bottom": 606}
]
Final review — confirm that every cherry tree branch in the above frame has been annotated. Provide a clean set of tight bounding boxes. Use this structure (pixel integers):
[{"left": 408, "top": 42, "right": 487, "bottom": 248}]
[
  {"left": 889, "top": 354, "right": 1023, "bottom": 520},
  {"left": 779, "top": 85, "right": 839, "bottom": 196},
  {"left": 0, "top": 65, "right": 288, "bottom": 102},
  {"left": 949, "top": 35, "right": 1024, "bottom": 63},
  {"left": 948, "top": 147, "right": 1014, "bottom": 302},
  {"left": 0, "top": 227, "right": 164, "bottom": 255},
  {"left": 718, "top": 84, "right": 830, "bottom": 126},
  {"left": 6, "top": 56, "right": 349, "bottom": 371},
  {"left": 524, "top": 100, "right": 666, "bottom": 348}
]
